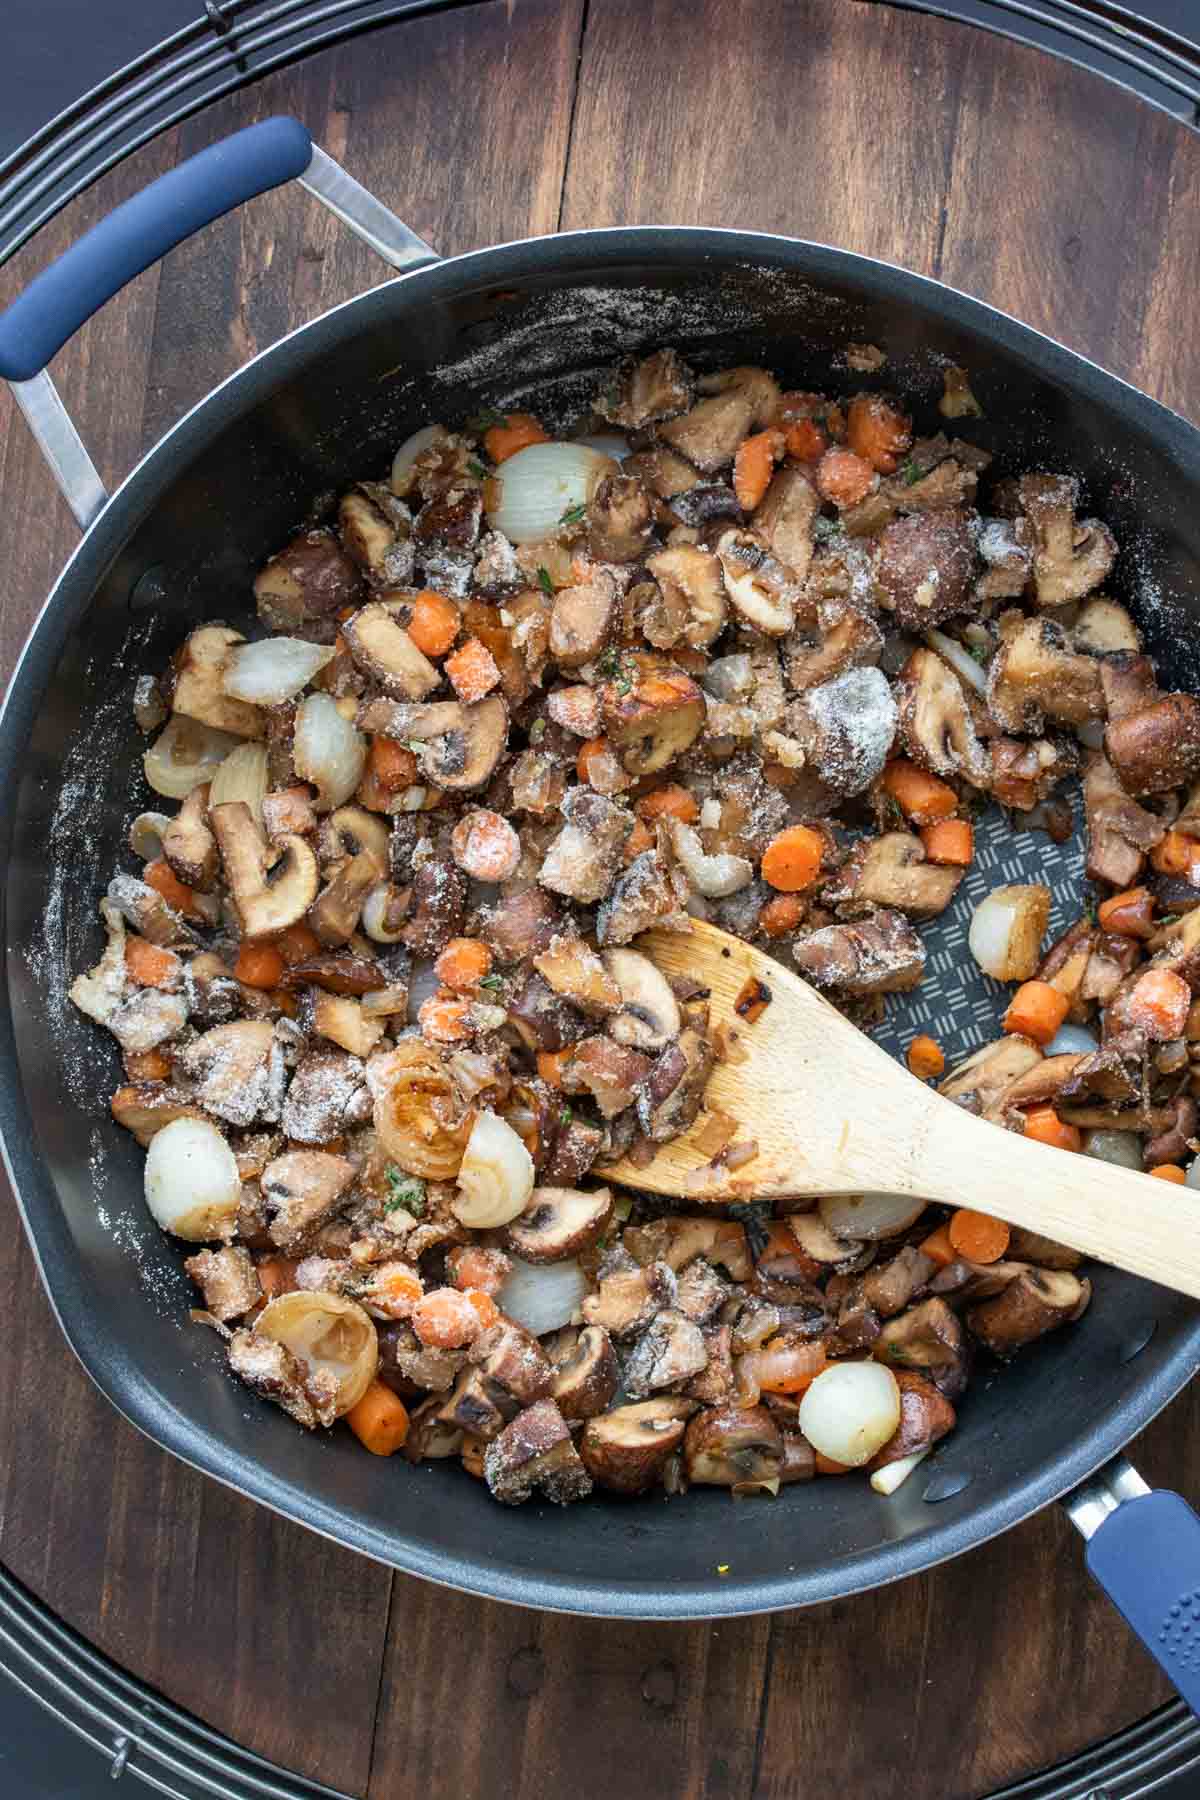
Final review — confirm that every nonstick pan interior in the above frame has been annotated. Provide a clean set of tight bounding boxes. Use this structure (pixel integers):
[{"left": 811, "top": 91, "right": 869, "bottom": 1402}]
[{"left": 3, "top": 231, "right": 1199, "bottom": 1616}]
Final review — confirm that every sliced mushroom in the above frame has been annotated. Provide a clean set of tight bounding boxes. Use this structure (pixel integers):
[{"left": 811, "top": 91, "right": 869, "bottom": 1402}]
[
  {"left": 792, "top": 909, "right": 926, "bottom": 994},
  {"left": 551, "top": 1326, "right": 621, "bottom": 1421},
  {"left": 667, "top": 484, "right": 743, "bottom": 527},
  {"left": 470, "top": 1318, "right": 555, "bottom": 1408},
  {"left": 825, "top": 832, "right": 963, "bottom": 920},
  {"left": 577, "top": 1036, "right": 656, "bottom": 1117},
  {"left": 1105, "top": 692, "right": 1200, "bottom": 797},
  {"left": 1083, "top": 753, "right": 1165, "bottom": 887},
  {"left": 505, "top": 1186, "right": 613, "bottom": 1263},
  {"left": 338, "top": 488, "right": 413, "bottom": 584},
  {"left": 1075, "top": 597, "right": 1140, "bottom": 656},
  {"left": 254, "top": 528, "right": 362, "bottom": 644},
  {"left": 636, "top": 1028, "right": 714, "bottom": 1142},
  {"left": 549, "top": 570, "right": 620, "bottom": 667},
  {"left": 481, "top": 886, "right": 562, "bottom": 964},
  {"left": 483, "top": 1398, "right": 593, "bottom": 1506},
  {"left": 211, "top": 801, "right": 320, "bottom": 938},
  {"left": 600, "top": 653, "right": 706, "bottom": 774},
  {"left": 874, "top": 509, "right": 976, "bottom": 629},
  {"left": 280, "top": 951, "right": 388, "bottom": 996},
  {"left": 321, "top": 805, "right": 390, "bottom": 869},
  {"left": 753, "top": 463, "right": 819, "bottom": 585},
  {"left": 713, "top": 527, "right": 800, "bottom": 636},
  {"left": 785, "top": 606, "right": 883, "bottom": 695},
  {"left": 675, "top": 1257, "right": 732, "bottom": 1325},
  {"left": 341, "top": 602, "right": 440, "bottom": 700},
  {"left": 310, "top": 851, "right": 381, "bottom": 947},
  {"left": 586, "top": 473, "right": 655, "bottom": 563},
  {"left": 595, "top": 349, "right": 693, "bottom": 428},
  {"left": 895, "top": 648, "right": 991, "bottom": 786},
  {"left": 682, "top": 1403, "right": 783, "bottom": 1487},
  {"left": 658, "top": 1217, "right": 752, "bottom": 1282},
  {"left": 659, "top": 387, "right": 756, "bottom": 472},
  {"left": 876, "top": 1297, "right": 970, "bottom": 1400},
  {"left": 623, "top": 1309, "right": 708, "bottom": 1400},
  {"left": 177, "top": 1020, "right": 281, "bottom": 1128},
  {"left": 623, "top": 443, "right": 703, "bottom": 500},
  {"left": 582, "top": 1258, "right": 677, "bottom": 1339},
  {"left": 161, "top": 784, "right": 218, "bottom": 890},
  {"left": 861, "top": 1246, "right": 936, "bottom": 1319},
  {"left": 109, "top": 1083, "right": 208, "bottom": 1147},
  {"left": 418, "top": 695, "right": 509, "bottom": 793},
  {"left": 260, "top": 1149, "right": 357, "bottom": 1253},
  {"left": 105, "top": 872, "right": 196, "bottom": 948},
  {"left": 786, "top": 667, "right": 897, "bottom": 797},
  {"left": 170, "top": 625, "right": 264, "bottom": 740},
  {"left": 539, "top": 789, "right": 634, "bottom": 904},
  {"left": 436, "top": 1367, "right": 513, "bottom": 1441},
  {"left": 644, "top": 546, "right": 728, "bottom": 650},
  {"left": 603, "top": 946, "right": 682, "bottom": 1051},
  {"left": 966, "top": 1267, "right": 1090, "bottom": 1353},
  {"left": 596, "top": 835, "right": 692, "bottom": 946},
  {"left": 939, "top": 1036, "right": 1044, "bottom": 1114},
  {"left": 507, "top": 973, "right": 589, "bottom": 1053},
  {"left": 1018, "top": 473, "right": 1116, "bottom": 606},
  {"left": 987, "top": 614, "right": 1104, "bottom": 734},
  {"left": 533, "top": 935, "right": 621, "bottom": 1015},
  {"left": 787, "top": 1210, "right": 863, "bottom": 1265}
]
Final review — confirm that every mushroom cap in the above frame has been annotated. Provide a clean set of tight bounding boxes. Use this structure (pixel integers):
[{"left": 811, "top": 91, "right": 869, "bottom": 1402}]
[
  {"left": 580, "top": 1396, "right": 695, "bottom": 1493},
  {"left": 505, "top": 1186, "right": 614, "bottom": 1264}
]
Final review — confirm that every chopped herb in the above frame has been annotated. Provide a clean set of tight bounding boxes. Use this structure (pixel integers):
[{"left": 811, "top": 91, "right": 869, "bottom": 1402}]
[
  {"left": 812, "top": 516, "right": 843, "bottom": 543},
  {"left": 560, "top": 502, "right": 586, "bottom": 525},
  {"left": 467, "top": 458, "right": 488, "bottom": 479},
  {"left": 560, "top": 1105, "right": 573, "bottom": 1126},
  {"left": 537, "top": 566, "right": 555, "bottom": 596},
  {"left": 1160, "top": 913, "right": 1182, "bottom": 927},
  {"left": 529, "top": 717, "right": 547, "bottom": 743},
  {"left": 596, "top": 646, "right": 623, "bottom": 678},
  {"left": 900, "top": 458, "right": 924, "bottom": 485},
  {"left": 594, "top": 1235, "right": 609, "bottom": 1253},
  {"left": 466, "top": 407, "right": 507, "bottom": 433},
  {"left": 384, "top": 1167, "right": 426, "bottom": 1216},
  {"left": 880, "top": 791, "right": 907, "bottom": 831},
  {"left": 479, "top": 973, "right": 505, "bottom": 992},
  {"left": 406, "top": 740, "right": 427, "bottom": 754},
  {"left": 1084, "top": 904, "right": 1099, "bottom": 925},
  {"left": 968, "top": 642, "right": 989, "bottom": 665}
]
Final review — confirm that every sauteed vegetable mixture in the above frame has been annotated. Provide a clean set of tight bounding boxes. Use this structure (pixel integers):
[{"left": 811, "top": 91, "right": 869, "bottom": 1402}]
[{"left": 70, "top": 350, "right": 1200, "bottom": 1506}]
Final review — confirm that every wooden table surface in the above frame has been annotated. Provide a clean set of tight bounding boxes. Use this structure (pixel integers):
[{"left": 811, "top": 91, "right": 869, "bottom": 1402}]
[{"left": 2, "top": 3, "right": 1200, "bottom": 1793}]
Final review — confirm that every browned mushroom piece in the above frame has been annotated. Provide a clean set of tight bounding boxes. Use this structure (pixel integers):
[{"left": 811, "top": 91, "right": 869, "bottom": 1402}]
[
  {"left": 712, "top": 527, "right": 801, "bottom": 636},
  {"left": 507, "top": 972, "right": 590, "bottom": 1054},
  {"left": 1082, "top": 753, "right": 1165, "bottom": 888},
  {"left": 595, "top": 349, "right": 694, "bottom": 429},
  {"left": 658, "top": 1217, "right": 752, "bottom": 1282},
  {"left": 260, "top": 1149, "right": 356, "bottom": 1252},
  {"left": 666, "top": 484, "right": 743, "bottom": 528},
  {"left": 697, "top": 364, "right": 781, "bottom": 424},
  {"left": 861, "top": 1246, "right": 936, "bottom": 1318},
  {"left": 874, "top": 509, "right": 977, "bottom": 629},
  {"left": 105, "top": 872, "right": 196, "bottom": 949},
  {"left": 984, "top": 1053, "right": 1086, "bottom": 1128},
  {"left": 532, "top": 935, "right": 621, "bottom": 1015},
  {"left": 1018, "top": 472, "right": 1117, "bottom": 606},
  {"left": 636, "top": 1029, "right": 714, "bottom": 1142},
  {"left": 165, "top": 624, "right": 264, "bottom": 740},
  {"left": 973, "top": 516, "right": 1032, "bottom": 602},
  {"left": 621, "top": 445, "right": 700, "bottom": 505},
  {"left": 1005, "top": 1226, "right": 1084, "bottom": 1270},
  {"left": 895, "top": 648, "right": 991, "bottom": 786},
  {"left": 416, "top": 695, "right": 509, "bottom": 794},
  {"left": 310, "top": 992, "right": 385, "bottom": 1059},
  {"left": 753, "top": 463, "right": 819, "bottom": 584},
  {"left": 280, "top": 1049, "right": 370, "bottom": 1145},
  {"left": 792, "top": 908, "right": 926, "bottom": 995},
  {"left": 227, "top": 1328, "right": 333, "bottom": 1429},
  {"left": 413, "top": 485, "right": 484, "bottom": 594},
  {"left": 582, "top": 1258, "right": 677, "bottom": 1339},
  {"left": 550, "top": 1325, "right": 620, "bottom": 1420},
  {"left": 966, "top": 1267, "right": 1091, "bottom": 1353},
  {"left": 1099, "top": 651, "right": 1160, "bottom": 723},
  {"left": 309, "top": 850, "right": 382, "bottom": 947},
  {"left": 401, "top": 858, "right": 468, "bottom": 957},
  {"left": 254, "top": 528, "right": 363, "bottom": 644},
  {"left": 279, "top": 951, "right": 388, "bottom": 996},
  {"left": 659, "top": 388, "right": 756, "bottom": 473},
  {"left": 210, "top": 801, "right": 320, "bottom": 938},
  {"left": 482, "top": 1398, "right": 593, "bottom": 1506},
  {"left": 868, "top": 1369, "right": 956, "bottom": 1469},
  {"left": 337, "top": 488, "right": 414, "bottom": 587},
  {"left": 162, "top": 783, "right": 218, "bottom": 890},
  {"left": 549, "top": 569, "right": 620, "bottom": 667},
  {"left": 825, "top": 832, "right": 964, "bottom": 921},
  {"left": 542, "top": 1117, "right": 607, "bottom": 1184},
  {"left": 539, "top": 788, "right": 634, "bottom": 903},
  {"left": 599, "top": 653, "right": 706, "bottom": 775},
  {"left": 1075, "top": 597, "right": 1140, "bottom": 655},
  {"left": 682, "top": 1403, "right": 784, "bottom": 1487},
  {"left": 572, "top": 1036, "right": 654, "bottom": 1117},
  {"left": 1144, "top": 1094, "right": 1197, "bottom": 1168},
  {"left": 601, "top": 946, "right": 682, "bottom": 1052},
  {"left": 876, "top": 1296, "right": 970, "bottom": 1400},
  {"left": 110, "top": 1083, "right": 208, "bottom": 1146},
  {"left": 436, "top": 1367, "right": 512, "bottom": 1441},
  {"left": 938, "top": 1036, "right": 1044, "bottom": 1116},
  {"left": 622, "top": 1309, "right": 708, "bottom": 1400},
  {"left": 177, "top": 1020, "right": 280, "bottom": 1127},
  {"left": 596, "top": 835, "right": 691, "bottom": 947},
  {"left": 986, "top": 615, "right": 1104, "bottom": 732},
  {"left": 674, "top": 1257, "right": 732, "bottom": 1324},
  {"left": 643, "top": 545, "right": 729, "bottom": 650},
  {"left": 580, "top": 1397, "right": 695, "bottom": 1493},
  {"left": 185, "top": 1245, "right": 261, "bottom": 1323},
  {"left": 785, "top": 605, "right": 883, "bottom": 695},
  {"left": 341, "top": 602, "right": 440, "bottom": 700},
  {"left": 1105, "top": 692, "right": 1200, "bottom": 796},
  {"left": 786, "top": 667, "right": 897, "bottom": 797},
  {"left": 469, "top": 1319, "right": 555, "bottom": 1408},
  {"left": 989, "top": 735, "right": 1078, "bottom": 812},
  {"left": 479, "top": 885, "right": 562, "bottom": 963},
  {"left": 504, "top": 1186, "right": 614, "bottom": 1262},
  {"left": 586, "top": 473, "right": 655, "bottom": 563}
]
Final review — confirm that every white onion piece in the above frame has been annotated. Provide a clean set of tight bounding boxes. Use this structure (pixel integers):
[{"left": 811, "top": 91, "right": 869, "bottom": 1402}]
[
  {"left": 926, "top": 628, "right": 988, "bottom": 696},
  {"left": 1077, "top": 719, "right": 1106, "bottom": 750},
  {"left": 391, "top": 423, "right": 442, "bottom": 494},
  {"left": 144, "top": 1117, "right": 241, "bottom": 1242},
  {"left": 1084, "top": 1129, "right": 1144, "bottom": 1171},
  {"left": 497, "top": 1257, "right": 589, "bottom": 1336},
  {"left": 223, "top": 636, "right": 335, "bottom": 705},
  {"left": 293, "top": 692, "right": 366, "bottom": 812},
  {"left": 572, "top": 433, "right": 631, "bottom": 460},
  {"left": 819, "top": 1192, "right": 928, "bottom": 1242},
  {"left": 967, "top": 885, "right": 1048, "bottom": 982},
  {"left": 798, "top": 1362, "right": 902, "bottom": 1468},
  {"left": 1046, "top": 1023, "right": 1099, "bottom": 1057},
  {"left": 408, "top": 957, "right": 441, "bottom": 1015},
  {"left": 255, "top": 1291, "right": 378, "bottom": 1416},
  {"left": 361, "top": 881, "right": 408, "bottom": 944},
  {"left": 452, "top": 1109, "right": 535, "bottom": 1228},
  {"left": 208, "top": 741, "right": 270, "bottom": 828},
  {"left": 870, "top": 1448, "right": 930, "bottom": 1496},
  {"left": 486, "top": 443, "right": 619, "bottom": 544},
  {"left": 144, "top": 715, "right": 241, "bottom": 800}
]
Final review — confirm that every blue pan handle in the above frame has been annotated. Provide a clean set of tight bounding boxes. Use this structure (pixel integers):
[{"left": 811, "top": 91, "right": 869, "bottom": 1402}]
[
  {"left": 0, "top": 118, "right": 313, "bottom": 382},
  {"left": 1067, "top": 1458, "right": 1200, "bottom": 1712}
]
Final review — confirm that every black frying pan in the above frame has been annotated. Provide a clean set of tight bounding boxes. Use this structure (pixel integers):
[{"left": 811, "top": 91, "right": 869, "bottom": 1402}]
[{"left": 1, "top": 121, "right": 1199, "bottom": 1668}]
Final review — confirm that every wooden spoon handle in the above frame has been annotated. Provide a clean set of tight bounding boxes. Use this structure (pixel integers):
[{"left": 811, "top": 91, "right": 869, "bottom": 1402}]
[{"left": 905, "top": 1095, "right": 1200, "bottom": 1297}]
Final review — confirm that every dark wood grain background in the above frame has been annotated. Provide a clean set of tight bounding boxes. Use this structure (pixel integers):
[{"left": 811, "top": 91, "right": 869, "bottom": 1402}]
[{"left": 2, "top": 3, "right": 1199, "bottom": 1793}]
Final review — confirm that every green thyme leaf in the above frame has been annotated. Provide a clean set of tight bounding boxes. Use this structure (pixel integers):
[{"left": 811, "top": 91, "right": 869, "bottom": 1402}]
[
  {"left": 900, "top": 458, "right": 923, "bottom": 486},
  {"left": 467, "top": 458, "right": 488, "bottom": 479},
  {"left": 560, "top": 1105, "right": 573, "bottom": 1126},
  {"left": 529, "top": 717, "right": 546, "bottom": 743},
  {"left": 812, "top": 516, "right": 843, "bottom": 543},
  {"left": 560, "top": 502, "right": 586, "bottom": 525},
  {"left": 384, "top": 1167, "right": 426, "bottom": 1216},
  {"left": 968, "top": 642, "right": 989, "bottom": 665},
  {"left": 479, "top": 973, "right": 505, "bottom": 992},
  {"left": 596, "top": 646, "right": 622, "bottom": 678},
  {"left": 465, "top": 407, "right": 507, "bottom": 433},
  {"left": 1160, "top": 913, "right": 1182, "bottom": 927},
  {"left": 537, "top": 566, "right": 554, "bottom": 596}
]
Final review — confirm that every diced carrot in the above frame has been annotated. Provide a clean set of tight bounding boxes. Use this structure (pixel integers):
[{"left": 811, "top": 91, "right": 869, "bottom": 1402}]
[
  {"left": 275, "top": 924, "right": 322, "bottom": 965},
  {"left": 412, "top": 1286, "right": 481, "bottom": 1349},
  {"left": 464, "top": 1289, "right": 500, "bottom": 1331},
  {"left": 845, "top": 393, "right": 912, "bottom": 474},
  {"left": 256, "top": 1256, "right": 301, "bottom": 1300},
  {"left": 1002, "top": 980, "right": 1070, "bottom": 1047},
  {"left": 368, "top": 735, "right": 419, "bottom": 793},
  {"left": 434, "top": 937, "right": 493, "bottom": 993},
  {"left": 444, "top": 636, "right": 502, "bottom": 705},
  {"left": 733, "top": 429, "right": 784, "bottom": 512},
  {"left": 124, "top": 1047, "right": 171, "bottom": 1081},
  {"left": 1126, "top": 966, "right": 1192, "bottom": 1040},
  {"left": 637, "top": 784, "right": 699, "bottom": 825},
  {"left": 1151, "top": 830, "right": 1199, "bottom": 877},
  {"left": 576, "top": 736, "right": 611, "bottom": 783},
  {"left": 417, "top": 991, "right": 474, "bottom": 1043},
  {"left": 920, "top": 818, "right": 974, "bottom": 866},
  {"left": 761, "top": 824, "right": 826, "bottom": 892},
  {"left": 881, "top": 759, "right": 958, "bottom": 825},
  {"left": 406, "top": 590, "right": 461, "bottom": 658},
  {"left": 760, "top": 893, "right": 805, "bottom": 937},
  {"left": 814, "top": 1453, "right": 852, "bottom": 1476},
  {"left": 638, "top": 675, "right": 694, "bottom": 708},
  {"left": 1097, "top": 886, "right": 1157, "bottom": 939},
  {"left": 124, "top": 936, "right": 181, "bottom": 990},
  {"left": 948, "top": 1208, "right": 1011, "bottom": 1264},
  {"left": 376, "top": 1267, "right": 423, "bottom": 1314},
  {"left": 907, "top": 1034, "right": 945, "bottom": 1080},
  {"left": 623, "top": 818, "right": 655, "bottom": 862},
  {"left": 815, "top": 447, "right": 876, "bottom": 508},
  {"left": 783, "top": 418, "right": 828, "bottom": 462},
  {"left": 451, "top": 809, "right": 522, "bottom": 882},
  {"left": 918, "top": 1224, "right": 956, "bottom": 1268},
  {"left": 536, "top": 1048, "right": 576, "bottom": 1089},
  {"left": 346, "top": 1380, "right": 410, "bottom": 1456},
  {"left": 482, "top": 412, "right": 550, "bottom": 464},
  {"left": 447, "top": 1245, "right": 510, "bottom": 1297},
  {"left": 142, "top": 858, "right": 201, "bottom": 918},
  {"left": 235, "top": 943, "right": 286, "bottom": 990},
  {"left": 1022, "top": 1105, "right": 1082, "bottom": 1153},
  {"left": 1150, "top": 1164, "right": 1187, "bottom": 1183}
]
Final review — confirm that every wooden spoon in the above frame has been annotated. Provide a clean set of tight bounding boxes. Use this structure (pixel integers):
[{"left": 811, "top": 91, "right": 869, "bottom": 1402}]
[{"left": 602, "top": 919, "right": 1200, "bottom": 1298}]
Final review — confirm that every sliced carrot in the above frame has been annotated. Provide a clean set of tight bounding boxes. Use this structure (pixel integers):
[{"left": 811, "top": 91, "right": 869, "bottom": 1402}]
[
  {"left": 444, "top": 636, "right": 502, "bottom": 705},
  {"left": 845, "top": 393, "right": 912, "bottom": 474},
  {"left": 1002, "top": 980, "right": 1070, "bottom": 1047},
  {"left": 142, "top": 857, "right": 201, "bottom": 919},
  {"left": 1022, "top": 1105, "right": 1082, "bottom": 1153},
  {"left": 783, "top": 418, "right": 828, "bottom": 463},
  {"left": 406, "top": 590, "right": 460, "bottom": 658},
  {"left": 1126, "top": 966, "right": 1192, "bottom": 1040},
  {"left": 576, "top": 736, "right": 611, "bottom": 783},
  {"left": 124, "top": 936, "right": 181, "bottom": 990},
  {"left": 447, "top": 1245, "right": 510, "bottom": 1296},
  {"left": 256, "top": 1256, "right": 301, "bottom": 1300},
  {"left": 918, "top": 1224, "right": 956, "bottom": 1268},
  {"left": 920, "top": 818, "right": 974, "bottom": 867},
  {"left": 759, "top": 893, "right": 805, "bottom": 937},
  {"left": 417, "top": 991, "right": 474, "bottom": 1043},
  {"left": 1151, "top": 829, "right": 1200, "bottom": 877},
  {"left": 235, "top": 943, "right": 286, "bottom": 990},
  {"left": 761, "top": 824, "right": 826, "bottom": 893},
  {"left": 814, "top": 1453, "right": 852, "bottom": 1476},
  {"left": 275, "top": 923, "right": 322, "bottom": 965},
  {"left": 733, "top": 429, "right": 784, "bottom": 512},
  {"left": 623, "top": 818, "right": 655, "bottom": 862},
  {"left": 536, "top": 1048, "right": 576, "bottom": 1089},
  {"left": 368, "top": 735, "right": 418, "bottom": 793},
  {"left": 637, "top": 784, "right": 699, "bottom": 825},
  {"left": 411, "top": 1286, "right": 481, "bottom": 1349},
  {"left": 815, "top": 447, "right": 876, "bottom": 508},
  {"left": 450, "top": 809, "right": 521, "bottom": 882},
  {"left": 1149, "top": 1164, "right": 1187, "bottom": 1183},
  {"left": 907, "top": 1034, "right": 945, "bottom": 1080},
  {"left": 482, "top": 412, "right": 550, "bottom": 464},
  {"left": 346, "top": 1380, "right": 410, "bottom": 1456},
  {"left": 464, "top": 1289, "right": 500, "bottom": 1331},
  {"left": 948, "top": 1208, "right": 1011, "bottom": 1265},
  {"left": 434, "top": 937, "right": 493, "bottom": 993},
  {"left": 1097, "top": 886, "right": 1156, "bottom": 939},
  {"left": 881, "top": 759, "right": 957, "bottom": 825}
]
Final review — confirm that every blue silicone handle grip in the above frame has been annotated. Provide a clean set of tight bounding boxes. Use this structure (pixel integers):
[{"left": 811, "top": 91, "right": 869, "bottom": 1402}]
[
  {"left": 0, "top": 116, "right": 313, "bottom": 382},
  {"left": 1087, "top": 1490, "right": 1200, "bottom": 1713}
]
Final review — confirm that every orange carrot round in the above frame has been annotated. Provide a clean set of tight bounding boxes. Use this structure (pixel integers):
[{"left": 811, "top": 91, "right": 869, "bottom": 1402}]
[
  {"left": 761, "top": 824, "right": 826, "bottom": 892},
  {"left": 920, "top": 818, "right": 974, "bottom": 866},
  {"left": 346, "top": 1380, "right": 410, "bottom": 1456},
  {"left": 759, "top": 893, "right": 805, "bottom": 937},
  {"left": 1022, "top": 1106, "right": 1082, "bottom": 1153},
  {"left": 881, "top": 760, "right": 957, "bottom": 824},
  {"left": 1002, "top": 980, "right": 1070, "bottom": 1047},
  {"left": 1149, "top": 1164, "right": 1187, "bottom": 1183},
  {"left": 418, "top": 991, "right": 474, "bottom": 1042},
  {"left": 412, "top": 1286, "right": 481, "bottom": 1349},
  {"left": 783, "top": 418, "right": 828, "bottom": 463},
  {"left": 464, "top": 1289, "right": 500, "bottom": 1331},
  {"left": 1126, "top": 966, "right": 1192, "bottom": 1040},
  {"left": 450, "top": 809, "right": 521, "bottom": 882},
  {"left": 815, "top": 447, "right": 876, "bottom": 508},
  {"left": 536, "top": 1048, "right": 576, "bottom": 1089},
  {"left": 434, "top": 937, "right": 493, "bottom": 994},
  {"left": 637, "top": 784, "right": 699, "bottom": 825},
  {"left": 406, "top": 590, "right": 460, "bottom": 658},
  {"left": 907, "top": 1034, "right": 945, "bottom": 1079},
  {"left": 448, "top": 1245, "right": 510, "bottom": 1296},
  {"left": 368, "top": 735, "right": 419, "bottom": 793},
  {"left": 845, "top": 393, "right": 912, "bottom": 474},
  {"left": 948, "top": 1208, "right": 1011, "bottom": 1264},
  {"left": 235, "top": 943, "right": 286, "bottom": 990},
  {"left": 733, "top": 429, "right": 784, "bottom": 512},
  {"left": 576, "top": 736, "right": 611, "bottom": 783},
  {"left": 483, "top": 412, "right": 550, "bottom": 464},
  {"left": 124, "top": 936, "right": 181, "bottom": 990},
  {"left": 918, "top": 1224, "right": 956, "bottom": 1268},
  {"left": 142, "top": 857, "right": 200, "bottom": 918}
]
